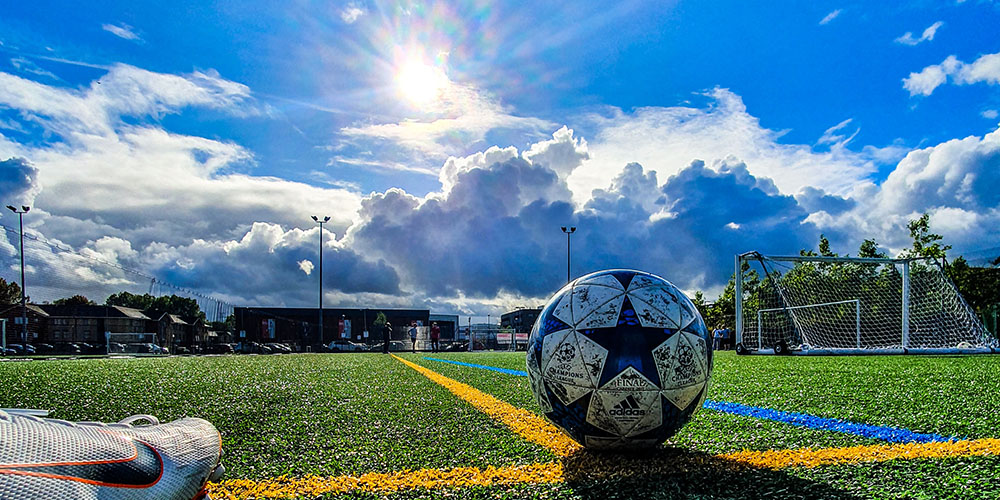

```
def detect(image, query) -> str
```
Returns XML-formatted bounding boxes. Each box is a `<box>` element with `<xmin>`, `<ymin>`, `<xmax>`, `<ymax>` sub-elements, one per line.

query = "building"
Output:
<box><xmin>1</xmin><ymin>304</ymin><xmax>155</xmax><ymax>345</ymax></box>
<box><xmin>429</xmin><ymin>314</ymin><xmax>458</xmax><ymax>342</ymax></box>
<box><xmin>234</xmin><ymin>307</ymin><xmax>442</xmax><ymax>349</ymax></box>
<box><xmin>500</xmin><ymin>307</ymin><xmax>542</xmax><ymax>334</ymax></box>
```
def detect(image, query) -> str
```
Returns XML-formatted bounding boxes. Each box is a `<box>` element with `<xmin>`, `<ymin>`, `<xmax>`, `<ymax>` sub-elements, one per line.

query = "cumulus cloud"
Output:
<box><xmin>895</xmin><ymin>21</ymin><xmax>943</xmax><ymax>46</ymax></box>
<box><xmin>815</xmin><ymin>126</ymin><xmax>1000</xmax><ymax>253</ymax></box>
<box><xmin>983</xmin><ymin>109</ymin><xmax>999</xmax><ymax>120</ymax></box>
<box><xmin>102</xmin><ymin>23</ymin><xmax>141</xmax><ymax>41</ymax></box>
<box><xmin>904</xmin><ymin>51</ymin><xmax>1000</xmax><ymax>96</ymax></box>
<box><xmin>572</xmin><ymin>88</ymin><xmax>882</xmax><ymax>204</ymax></box>
<box><xmin>0</xmin><ymin>157</ymin><xmax>41</xmax><ymax>207</ymax></box>
<box><xmin>820</xmin><ymin>9</ymin><xmax>842</xmax><ymax>25</ymax></box>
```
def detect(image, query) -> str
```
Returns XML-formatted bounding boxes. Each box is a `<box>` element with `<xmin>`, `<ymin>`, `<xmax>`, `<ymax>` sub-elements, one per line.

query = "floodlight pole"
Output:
<box><xmin>6</xmin><ymin>205</ymin><xmax>29</xmax><ymax>343</ymax></box>
<box><xmin>312</xmin><ymin>216</ymin><xmax>330</xmax><ymax>346</ymax></box>
<box><xmin>561</xmin><ymin>226</ymin><xmax>576</xmax><ymax>283</ymax></box>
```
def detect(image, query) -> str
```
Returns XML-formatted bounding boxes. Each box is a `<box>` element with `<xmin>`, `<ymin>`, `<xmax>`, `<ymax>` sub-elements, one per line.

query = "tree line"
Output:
<box><xmin>0</xmin><ymin>286</ymin><xmax>235</xmax><ymax>332</ymax></box>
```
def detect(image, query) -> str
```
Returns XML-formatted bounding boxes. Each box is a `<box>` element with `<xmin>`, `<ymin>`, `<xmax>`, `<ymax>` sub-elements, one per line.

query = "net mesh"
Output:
<box><xmin>740</xmin><ymin>254</ymin><xmax>997</xmax><ymax>351</ymax></box>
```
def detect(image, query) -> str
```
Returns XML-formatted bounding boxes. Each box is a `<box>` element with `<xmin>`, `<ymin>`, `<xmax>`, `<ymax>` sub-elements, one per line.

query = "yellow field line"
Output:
<box><xmin>208</xmin><ymin>463</ymin><xmax>565</xmax><ymax>499</ymax></box>
<box><xmin>391</xmin><ymin>354</ymin><xmax>582</xmax><ymax>457</ymax></box>
<box><xmin>722</xmin><ymin>437</ymin><xmax>1000</xmax><ymax>469</ymax></box>
<box><xmin>207</xmin><ymin>356</ymin><xmax>1000</xmax><ymax>499</ymax></box>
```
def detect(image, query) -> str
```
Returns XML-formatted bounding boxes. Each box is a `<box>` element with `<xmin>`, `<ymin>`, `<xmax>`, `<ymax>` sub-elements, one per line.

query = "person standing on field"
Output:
<box><xmin>409</xmin><ymin>324</ymin><xmax>418</xmax><ymax>352</ymax></box>
<box><xmin>430</xmin><ymin>322</ymin><xmax>441</xmax><ymax>353</ymax></box>
<box><xmin>382</xmin><ymin>322</ymin><xmax>392</xmax><ymax>354</ymax></box>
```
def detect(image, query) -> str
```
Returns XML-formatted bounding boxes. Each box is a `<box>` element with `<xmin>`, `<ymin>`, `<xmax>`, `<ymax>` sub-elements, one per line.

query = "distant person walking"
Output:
<box><xmin>409</xmin><ymin>324</ymin><xmax>418</xmax><ymax>352</ymax></box>
<box><xmin>713</xmin><ymin>327</ymin><xmax>722</xmax><ymax>351</ymax></box>
<box><xmin>382</xmin><ymin>322</ymin><xmax>392</xmax><ymax>354</ymax></box>
<box><xmin>430</xmin><ymin>322</ymin><xmax>441</xmax><ymax>353</ymax></box>
<box><xmin>722</xmin><ymin>327</ymin><xmax>732</xmax><ymax>350</ymax></box>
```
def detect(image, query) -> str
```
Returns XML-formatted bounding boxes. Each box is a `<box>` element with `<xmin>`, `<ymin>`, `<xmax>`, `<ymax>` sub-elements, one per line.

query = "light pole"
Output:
<box><xmin>312</xmin><ymin>216</ymin><xmax>329</xmax><ymax>346</ymax></box>
<box><xmin>560</xmin><ymin>226</ymin><xmax>576</xmax><ymax>283</ymax></box>
<box><xmin>6</xmin><ymin>206</ymin><xmax>28</xmax><ymax>343</ymax></box>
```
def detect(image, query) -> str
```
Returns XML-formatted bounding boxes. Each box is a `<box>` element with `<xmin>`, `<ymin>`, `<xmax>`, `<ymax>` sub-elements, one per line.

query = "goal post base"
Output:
<box><xmin>739</xmin><ymin>347</ymin><xmax>998</xmax><ymax>356</ymax></box>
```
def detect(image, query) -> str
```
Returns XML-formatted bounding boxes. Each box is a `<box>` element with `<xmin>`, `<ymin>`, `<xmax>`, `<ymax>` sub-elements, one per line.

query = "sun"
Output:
<box><xmin>395</xmin><ymin>57</ymin><xmax>448</xmax><ymax>107</ymax></box>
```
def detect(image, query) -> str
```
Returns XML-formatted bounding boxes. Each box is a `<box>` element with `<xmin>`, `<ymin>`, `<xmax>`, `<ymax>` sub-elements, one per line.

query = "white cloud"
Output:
<box><xmin>817</xmin><ymin>118</ymin><xmax>859</xmax><ymax>148</ymax></box>
<box><xmin>570</xmin><ymin>88</ymin><xmax>883</xmax><ymax>205</ymax></box>
<box><xmin>817</xmin><ymin>126</ymin><xmax>1000</xmax><ymax>254</ymax></box>
<box><xmin>297</xmin><ymin>259</ymin><xmax>314</xmax><ymax>275</ymax></box>
<box><xmin>340</xmin><ymin>77</ymin><xmax>552</xmax><ymax>160</ymax></box>
<box><xmin>895</xmin><ymin>21</ymin><xmax>944</xmax><ymax>46</ymax></box>
<box><xmin>820</xmin><ymin>9</ymin><xmax>842</xmax><ymax>25</ymax></box>
<box><xmin>340</xmin><ymin>5</ymin><xmax>365</xmax><ymax>23</ymax></box>
<box><xmin>983</xmin><ymin>109</ymin><xmax>999</xmax><ymax>119</ymax></box>
<box><xmin>904</xmin><ymin>51</ymin><xmax>1000</xmax><ymax>96</ymax></box>
<box><xmin>10</xmin><ymin>57</ymin><xmax>58</xmax><ymax>80</ymax></box>
<box><xmin>102</xmin><ymin>23</ymin><xmax>141</xmax><ymax>42</ymax></box>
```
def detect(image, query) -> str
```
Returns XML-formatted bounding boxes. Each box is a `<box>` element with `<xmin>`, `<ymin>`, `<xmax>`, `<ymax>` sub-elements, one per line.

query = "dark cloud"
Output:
<box><xmin>146</xmin><ymin>223</ymin><xmax>401</xmax><ymax>306</ymax></box>
<box><xmin>349</xmin><ymin>153</ymin><xmax>818</xmax><ymax>298</ymax></box>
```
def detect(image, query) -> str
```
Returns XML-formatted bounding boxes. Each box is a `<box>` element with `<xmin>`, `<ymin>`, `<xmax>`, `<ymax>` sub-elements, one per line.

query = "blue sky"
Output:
<box><xmin>0</xmin><ymin>1</ymin><xmax>998</xmax><ymax>318</ymax></box>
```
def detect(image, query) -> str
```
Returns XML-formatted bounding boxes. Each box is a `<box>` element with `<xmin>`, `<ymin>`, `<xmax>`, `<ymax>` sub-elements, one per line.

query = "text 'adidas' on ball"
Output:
<box><xmin>526</xmin><ymin>269</ymin><xmax>712</xmax><ymax>450</ymax></box>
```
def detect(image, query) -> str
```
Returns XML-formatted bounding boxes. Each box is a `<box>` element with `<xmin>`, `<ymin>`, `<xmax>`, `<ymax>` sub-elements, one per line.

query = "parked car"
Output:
<box><xmin>9</xmin><ymin>344</ymin><xmax>36</xmax><ymax>355</ymax></box>
<box><xmin>328</xmin><ymin>340</ymin><xmax>367</xmax><ymax>352</ymax></box>
<box><xmin>0</xmin><ymin>347</ymin><xmax>16</xmax><ymax>356</ymax></box>
<box><xmin>34</xmin><ymin>343</ymin><xmax>56</xmax><ymax>354</ymax></box>
<box><xmin>108</xmin><ymin>342</ymin><xmax>126</xmax><ymax>353</ymax></box>
<box><xmin>265</xmin><ymin>343</ymin><xmax>292</xmax><ymax>354</ymax></box>
<box><xmin>204</xmin><ymin>343</ymin><xmax>234</xmax><ymax>354</ymax></box>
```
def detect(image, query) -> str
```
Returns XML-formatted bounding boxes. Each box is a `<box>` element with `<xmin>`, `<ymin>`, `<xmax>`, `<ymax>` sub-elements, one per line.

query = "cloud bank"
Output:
<box><xmin>3</xmin><ymin>63</ymin><xmax>1000</xmax><ymax>317</ymax></box>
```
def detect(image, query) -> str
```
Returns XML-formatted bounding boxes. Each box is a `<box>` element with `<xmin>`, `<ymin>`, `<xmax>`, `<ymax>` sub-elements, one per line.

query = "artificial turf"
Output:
<box><xmin>0</xmin><ymin>351</ymin><xmax>998</xmax><ymax>499</ymax></box>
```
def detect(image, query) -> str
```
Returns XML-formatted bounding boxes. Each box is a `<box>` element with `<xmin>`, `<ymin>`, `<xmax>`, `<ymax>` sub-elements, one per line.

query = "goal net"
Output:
<box><xmin>736</xmin><ymin>252</ymin><xmax>998</xmax><ymax>355</ymax></box>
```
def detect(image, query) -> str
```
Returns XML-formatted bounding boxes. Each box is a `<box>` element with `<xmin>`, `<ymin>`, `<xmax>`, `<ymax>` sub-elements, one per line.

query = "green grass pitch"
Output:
<box><xmin>0</xmin><ymin>352</ymin><xmax>998</xmax><ymax>499</ymax></box>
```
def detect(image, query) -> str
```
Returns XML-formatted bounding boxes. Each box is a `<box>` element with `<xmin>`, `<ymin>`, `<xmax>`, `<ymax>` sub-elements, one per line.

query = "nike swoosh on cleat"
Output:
<box><xmin>0</xmin><ymin>438</ymin><xmax>164</xmax><ymax>488</ymax></box>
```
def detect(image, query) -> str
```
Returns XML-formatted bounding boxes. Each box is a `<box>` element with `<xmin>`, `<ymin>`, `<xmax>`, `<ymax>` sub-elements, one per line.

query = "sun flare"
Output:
<box><xmin>396</xmin><ymin>58</ymin><xmax>448</xmax><ymax>107</ymax></box>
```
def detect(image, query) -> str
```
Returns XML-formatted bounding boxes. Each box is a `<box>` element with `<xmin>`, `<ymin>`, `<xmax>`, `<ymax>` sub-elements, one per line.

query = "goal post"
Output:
<box><xmin>735</xmin><ymin>252</ymin><xmax>998</xmax><ymax>355</ymax></box>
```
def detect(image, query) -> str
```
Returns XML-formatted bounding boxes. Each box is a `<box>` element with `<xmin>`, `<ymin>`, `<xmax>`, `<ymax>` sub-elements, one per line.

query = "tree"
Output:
<box><xmin>105</xmin><ymin>292</ymin><xmax>206</xmax><ymax>322</ymax></box>
<box><xmin>900</xmin><ymin>213</ymin><xmax>950</xmax><ymax>259</ymax></box>
<box><xmin>858</xmin><ymin>239</ymin><xmax>887</xmax><ymax>259</ymax></box>
<box><xmin>0</xmin><ymin>278</ymin><xmax>20</xmax><ymax>306</ymax></box>
<box><xmin>52</xmin><ymin>295</ymin><xmax>96</xmax><ymax>306</ymax></box>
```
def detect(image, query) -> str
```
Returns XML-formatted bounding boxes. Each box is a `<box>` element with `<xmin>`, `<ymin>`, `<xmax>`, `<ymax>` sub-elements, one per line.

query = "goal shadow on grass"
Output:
<box><xmin>559</xmin><ymin>446</ymin><xmax>861</xmax><ymax>500</ymax></box>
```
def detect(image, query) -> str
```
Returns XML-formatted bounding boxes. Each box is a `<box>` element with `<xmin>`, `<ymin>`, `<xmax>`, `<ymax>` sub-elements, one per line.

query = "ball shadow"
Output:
<box><xmin>559</xmin><ymin>446</ymin><xmax>862</xmax><ymax>500</ymax></box>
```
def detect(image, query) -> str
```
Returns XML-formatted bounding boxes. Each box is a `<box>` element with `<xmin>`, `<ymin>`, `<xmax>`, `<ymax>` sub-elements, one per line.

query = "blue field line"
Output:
<box><xmin>423</xmin><ymin>357</ymin><xmax>530</xmax><ymax>376</ymax></box>
<box><xmin>421</xmin><ymin>356</ymin><xmax>953</xmax><ymax>444</ymax></box>
<box><xmin>700</xmin><ymin>400</ymin><xmax>951</xmax><ymax>443</ymax></box>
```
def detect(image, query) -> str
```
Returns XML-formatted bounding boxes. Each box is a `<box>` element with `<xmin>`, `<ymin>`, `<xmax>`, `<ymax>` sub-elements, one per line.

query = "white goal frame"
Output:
<box><xmin>735</xmin><ymin>252</ymin><xmax>998</xmax><ymax>355</ymax></box>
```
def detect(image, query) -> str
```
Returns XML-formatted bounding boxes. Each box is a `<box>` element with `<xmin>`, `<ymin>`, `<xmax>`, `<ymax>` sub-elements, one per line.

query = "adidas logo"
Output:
<box><xmin>608</xmin><ymin>395</ymin><xmax>646</xmax><ymax>417</ymax></box>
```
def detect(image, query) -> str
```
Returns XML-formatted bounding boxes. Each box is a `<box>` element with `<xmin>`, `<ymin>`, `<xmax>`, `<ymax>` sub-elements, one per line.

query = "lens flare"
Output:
<box><xmin>396</xmin><ymin>57</ymin><xmax>449</xmax><ymax>107</ymax></box>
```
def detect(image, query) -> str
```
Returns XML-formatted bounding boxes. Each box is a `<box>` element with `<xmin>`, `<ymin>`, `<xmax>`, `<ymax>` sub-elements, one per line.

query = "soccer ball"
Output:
<box><xmin>526</xmin><ymin>269</ymin><xmax>712</xmax><ymax>450</ymax></box>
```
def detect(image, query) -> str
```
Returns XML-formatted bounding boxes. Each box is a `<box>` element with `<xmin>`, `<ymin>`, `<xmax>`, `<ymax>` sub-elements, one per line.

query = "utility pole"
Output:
<box><xmin>6</xmin><ymin>205</ymin><xmax>29</xmax><ymax>342</ymax></box>
<box><xmin>561</xmin><ymin>226</ymin><xmax>576</xmax><ymax>284</ymax></box>
<box><xmin>311</xmin><ymin>216</ymin><xmax>330</xmax><ymax>347</ymax></box>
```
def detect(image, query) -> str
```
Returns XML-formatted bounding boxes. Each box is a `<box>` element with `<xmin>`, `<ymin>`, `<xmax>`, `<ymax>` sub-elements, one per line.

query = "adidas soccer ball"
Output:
<box><xmin>526</xmin><ymin>269</ymin><xmax>711</xmax><ymax>450</ymax></box>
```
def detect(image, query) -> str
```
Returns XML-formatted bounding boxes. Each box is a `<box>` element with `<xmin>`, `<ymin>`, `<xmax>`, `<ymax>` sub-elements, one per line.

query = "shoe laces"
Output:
<box><xmin>0</xmin><ymin>408</ymin><xmax>160</xmax><ymax>428</ymax></box>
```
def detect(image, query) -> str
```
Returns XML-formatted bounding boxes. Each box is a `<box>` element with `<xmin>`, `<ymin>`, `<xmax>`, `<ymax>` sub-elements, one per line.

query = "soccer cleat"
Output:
<box><xmin>0</xmin><ymin>409</ymin><xmax>223</xmax><ymax>500</ymax></box>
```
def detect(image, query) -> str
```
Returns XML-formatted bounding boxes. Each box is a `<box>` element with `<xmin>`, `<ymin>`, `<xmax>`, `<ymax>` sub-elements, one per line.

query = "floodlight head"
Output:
<box><xmin>22</xmin><ymin>206</ymin><xmax>29</xmax><ymax>213</ymax></box>
<box><xmin>323</xmin><ymin>216</ymin><xmax>330</xmax><ymax>222</ymax></box>
<box><xmin>311</xmin><ymin>215</ymin><xmax>319</xmax><ymax>222</ymax></box>
<box><xmin>5</xmin><ymin>205</ymin><xmax>15</xmax><ymax>213</ymax></box>
<box><xmin>560</xmin><ymin>226</ymin><xmax>566</xmax><ymax>232</ymax></box>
